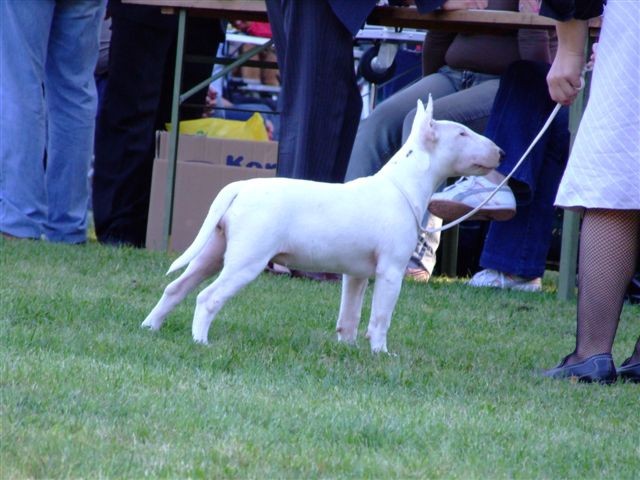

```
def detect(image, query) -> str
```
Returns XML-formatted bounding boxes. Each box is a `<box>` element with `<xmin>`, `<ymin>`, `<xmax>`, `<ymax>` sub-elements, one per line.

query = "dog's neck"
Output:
<box><xmin>377</xmin><ymin>142</ymin><xmax>445</xmax><ymax>229</ymax></box>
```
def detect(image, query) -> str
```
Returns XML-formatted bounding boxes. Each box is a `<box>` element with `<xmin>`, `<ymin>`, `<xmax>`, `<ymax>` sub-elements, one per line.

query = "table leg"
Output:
<box><xmin>557</xmin><ymin>37</ymin><xmax>594</xmax><ymax>300</ymax></box>
<box><xmin>160</xmin><ymin>35</ymin><xmax>274</xmax><ymax>251</ymax></box>
<box><xmin>162</xmin><ymin>8</ymin><xmax>187</xmax><ymax>251</ymax></box>
<box><xmin>441</xmin><ymin>225</ymin><xmax>459</xmax><ymax>277</ymax></box>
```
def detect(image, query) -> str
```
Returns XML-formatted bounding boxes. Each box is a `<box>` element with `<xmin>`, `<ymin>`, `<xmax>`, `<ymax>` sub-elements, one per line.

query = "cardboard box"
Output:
<box><xmin>146</xmin><ymin>131</ymin><xmax>277</xmax><ymax>252</ymax></box>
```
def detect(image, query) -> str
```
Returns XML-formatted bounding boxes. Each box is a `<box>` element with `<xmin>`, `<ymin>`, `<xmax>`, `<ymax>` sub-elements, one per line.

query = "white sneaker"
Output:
<box><xmin>468</xmin><ymin>269</ymin><xmax>542</xmax><ymax>292</ymax></box>
<box><xmin>428</xmin><ymin>176</ymin><xmax>516</xmax><ymax>222</ymax></box>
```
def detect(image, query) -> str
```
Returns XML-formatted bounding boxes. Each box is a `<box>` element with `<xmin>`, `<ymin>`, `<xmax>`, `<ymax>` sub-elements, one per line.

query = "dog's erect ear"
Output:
<box><xmin>425</xmin><ymin>94</ymin><xmax>434</xmax><ymax>124</ymax></box>
<box><xmin>415</xmin><ymin>95</ymin><xmax>437</xmax><ymax>147</ymax></box>
<box><xmin>412</xmin><ymin>98</ymin><xmax>426</xmax><ymax>131</ymax></box>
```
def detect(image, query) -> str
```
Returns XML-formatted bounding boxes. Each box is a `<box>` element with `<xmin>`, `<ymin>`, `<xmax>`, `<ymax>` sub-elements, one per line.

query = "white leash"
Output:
<box><xmin>383</xmin><ymin>103</ymin><xmax>562</xmax><ymax>236</ymax></box>
<box><xmin>419</xmin><ymin>66</ymin><xmax>591</xmax><ymax>234</ymax></box>
<box><xmin>423</xmin><ymin>102</ymin><xmax>562</xmax><ymax>233</ymax></box>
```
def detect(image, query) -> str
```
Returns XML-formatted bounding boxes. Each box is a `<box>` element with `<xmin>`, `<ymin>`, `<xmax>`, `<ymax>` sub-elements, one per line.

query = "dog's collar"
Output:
<box><xmin>380</xmin><ymin>166</ymin><xmax>428</xmax><ymax>234</ymax></box>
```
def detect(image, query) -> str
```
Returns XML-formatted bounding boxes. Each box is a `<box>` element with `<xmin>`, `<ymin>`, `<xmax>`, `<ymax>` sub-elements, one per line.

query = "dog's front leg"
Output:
<box><xmin>366</xmin><ymin>269</ymin><xmax>404</xmax><ymax>353</ymax></box>
<box><xmin>335</xmin><ymin>275</ymin><xmax>368</xmax><ymax>344</ymax></box>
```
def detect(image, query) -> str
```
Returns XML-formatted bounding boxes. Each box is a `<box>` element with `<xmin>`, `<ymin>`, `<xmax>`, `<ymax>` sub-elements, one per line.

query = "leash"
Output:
<box><xmin>423</xmin><ymin>103</ymin><xmax>562</xmax><ymax>233</ymax></box>
<box><xmin>417</xmin><ymin>66</ymin><xmax>592</xmax><ymax>234</ymax></box>
<box><xmin>382</xmin><ymin>103</ymin><xmax>562</xmax><ymax>237</ymax></box>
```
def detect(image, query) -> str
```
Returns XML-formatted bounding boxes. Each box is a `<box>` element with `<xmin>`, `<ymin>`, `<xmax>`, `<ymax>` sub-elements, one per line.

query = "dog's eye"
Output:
<box><xmin>459</xmin><ymin>130</ymin><xmax>467</xmax><ymax>136</ymax></box>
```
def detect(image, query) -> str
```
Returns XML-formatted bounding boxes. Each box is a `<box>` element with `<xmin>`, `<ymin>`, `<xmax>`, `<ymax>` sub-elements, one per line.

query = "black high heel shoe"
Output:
<box><xmin>542</xmin><ymin>353</ymin><xmax>617</xmax><ymax>384</ymax></box>
<box><xmin>617</xmin><ymin>357</ymin><xmax>640</xmax><ymax>383</ymax></box>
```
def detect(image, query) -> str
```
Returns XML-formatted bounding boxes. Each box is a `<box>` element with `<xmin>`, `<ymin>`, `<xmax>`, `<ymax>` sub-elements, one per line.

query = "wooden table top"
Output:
<box><xmin>122</xmin><ymin>0</ymin><xmax>601</xmax><ymax>33</ymax></box>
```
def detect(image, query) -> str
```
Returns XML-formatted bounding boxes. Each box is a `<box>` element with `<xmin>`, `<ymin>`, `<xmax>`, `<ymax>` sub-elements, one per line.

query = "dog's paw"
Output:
<box><xmin>370</xmin><ymin>344</ymin><xmax>389</xmax><ymax>354</ymax></box>
<box><xmin>336</xmin><ymin>327</ymin><xmax>357</xmax><ymax>344</ymax></box>
<box><xmin>192</xmin><ymin>335</ymin><xmax>209</xmax><ymax>346</ymax></box>
<box><xmin>368</xmin><ymin>336</ymin><xmax>388</xmax><ymax>354</ymax></box>
<box><xmin>141</xmin><ymin>318</ymin><xmax>161</xmax><ymax>331</ymax></box>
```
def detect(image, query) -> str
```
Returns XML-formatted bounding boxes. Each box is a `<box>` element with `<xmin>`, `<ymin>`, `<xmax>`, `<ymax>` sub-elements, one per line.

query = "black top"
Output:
<box><xmin>540</xmin><ymin>0</ymin><xmax>605</xmax><ymax>21</ymax></box>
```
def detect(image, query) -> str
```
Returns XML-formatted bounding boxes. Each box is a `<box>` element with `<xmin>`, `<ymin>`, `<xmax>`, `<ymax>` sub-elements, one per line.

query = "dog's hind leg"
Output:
<box><xmin>141</xmin><ymin>235</ymin><xmax>225</xmax><ymax>331</ymax></box>
<box><xmin>191</xmin><ymin>260</ymin><xmax>266</xmax><ymax>344</ymax></box>
<box><xmin>336</xmin><ymin>275</ymin><xmax>368</xmax><ymax>344</ymax></box>
<box><xmin>366</xmin><ymin>267</ymin><xmax>404</xmax><ymax>353</ymax></box>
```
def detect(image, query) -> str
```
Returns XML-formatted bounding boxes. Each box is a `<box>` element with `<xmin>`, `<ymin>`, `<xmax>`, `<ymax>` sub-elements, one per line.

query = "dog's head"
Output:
<box><xmin>408</xmin><ymin>96</ymin><xmax>504</xmax><ymax>178</ymax></box>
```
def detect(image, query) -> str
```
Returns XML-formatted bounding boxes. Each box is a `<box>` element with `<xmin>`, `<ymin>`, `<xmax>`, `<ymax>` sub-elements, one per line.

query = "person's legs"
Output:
<box><xmin>94</xmin><ymin>11</ymin><xmax>224</xmax><ymax>247</ymax></box>
<box><xmin>480</xmin><ymin>135</ymin><xmax>566</xmax><ymax>279</ymax></box>
<box><xmin>568</xmin><ymin>209</ymin><xmax>640</xmax><ymax>364</ymax></box>
<box><xmin>543</xmin><ymin>209</ymin><xmax>639</xmax><ymax>382</ymax></box>
<box><xmin>0</xmin><ymin>1</ymin><xmax>54</xmax><ymax>239</ymax></box>
<box><xmin>345</xmin><ymin>73</ymin><xmax>458</xmax><ymax>181</ymax></box>
<box><xmin>479</xmin><ymin>61</ymin><xmax>570</xmax><ymax>279</ymax></box>
<box><xmin>485</xmin><ymin>62</ymin><xmax>561</xmax><ymax>201</ymax></box>
<box><xmin>92</xmin><ymin>14</ymin><xmax>175</xmax><ymax>246</ymax></box>
<box><xmin>405</xmin><ymin>74</ymin><xmax>500</xmax><ymax>136</ymax></box>
<box><xmin>267</xmin><ymin>0</ymin><xmax>361</xmax><ymax>182</ymax></box>
<box><xmin>427</xmin><ymin>63</ymin><xmax>550</xmax><ymax>227</ymax></box>
<box><xmin>44</xmin><ymin>0</ymin><xmax>105</xmax><ymax>243</ymax></box>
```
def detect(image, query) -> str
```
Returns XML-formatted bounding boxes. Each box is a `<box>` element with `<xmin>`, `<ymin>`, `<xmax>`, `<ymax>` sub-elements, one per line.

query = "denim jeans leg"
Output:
<box><xmin>480</xmin><ymin>61</ymin><xmax>570</xmax><ymax>278</ymax></box>
<box><xmin>43</xmin><ymin>0</ymin><xmax>106</xmax><ymax>243</ymax></box>
<box><xmin>0</xmin><ymin>1</ymin><xmax>55</xmax><ymax>239</ymax></box>
<box><xmin>481</xmin><ymin>142</ymin><xmax>566</xmax><ymax>279</ymax></box>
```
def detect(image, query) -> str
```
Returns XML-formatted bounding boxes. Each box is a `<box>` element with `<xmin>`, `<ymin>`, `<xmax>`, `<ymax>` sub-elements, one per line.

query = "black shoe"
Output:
<box><xmin>542</xmin><ymin>353</ymin><xmax>617</xmax><ymax>384</ymax></box>
<box><xmin>98</xmin><ymin>235</ymin><xmax>143</xmax><ymax>248</ymax></box>
<box><xmin>617</xmin><ymin>357</ymin><xmax>640</xmax><ymax>383</ymax></box>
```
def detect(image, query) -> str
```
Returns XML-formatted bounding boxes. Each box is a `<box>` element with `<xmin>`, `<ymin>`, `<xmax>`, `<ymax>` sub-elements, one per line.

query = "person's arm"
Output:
<box><xmin>539</xmin><ymin>0</ymin><xmax>603</xmax><ymax>21</ymax></box>
<box><xmin>546</xmin><ymin>18</ymin><xmax>588</xmax><ymax>105</ymax></box>
<box><xmin>413</xmin><ymin>0</ymin><xmax>488</xmax><ymax>12</ymax></box>
<box><xmin>540</xmin><ymin>1</ymin><xmax>604</xmax><ymax>105</ymax></box>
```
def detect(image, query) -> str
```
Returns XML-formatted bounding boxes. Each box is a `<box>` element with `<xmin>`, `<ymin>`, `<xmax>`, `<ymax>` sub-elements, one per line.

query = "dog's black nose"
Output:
<box><xmin>499</xmin><ymin>148</ymin><xmax>506</xmax><ymax>161</ymax></box>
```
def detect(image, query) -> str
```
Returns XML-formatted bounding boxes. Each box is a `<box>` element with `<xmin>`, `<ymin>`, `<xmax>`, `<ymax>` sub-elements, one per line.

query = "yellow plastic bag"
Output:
<box><xmin>167</xmin><ymin>112</ymin><xmax>269</xmax><ymax>141</ymax></box>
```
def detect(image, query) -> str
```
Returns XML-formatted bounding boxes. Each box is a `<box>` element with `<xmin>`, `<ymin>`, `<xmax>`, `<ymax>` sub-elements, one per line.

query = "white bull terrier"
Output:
<box><xmin>142</xmin><ymin>97</ymin><xmax>503</xmax><ymax>352</ymax></box>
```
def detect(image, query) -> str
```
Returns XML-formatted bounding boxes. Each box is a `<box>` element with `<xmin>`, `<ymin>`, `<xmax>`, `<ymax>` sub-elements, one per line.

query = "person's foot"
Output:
<box><xmin>1</xmin><ymin>231</ymin><xmax>38</xmax><ymax>241</ymax></box>
<box><xmin>265</xmin><ymin>262</ymin><xmax>292</xmax><ymax>276</ymax></box>
<box><xmin>290</xmin><ymin>270</ymin><xmax>341</xmax><ymax>282</ymax></box>
<box><xmin>405</xmin><ymin>266</ymin><xmax>431</xmax><ymax>283</ymax></box>
<box><xmin>403</xmin><ymin>257</ymin><xmax>431</xmax><ymax>283</ymax></box>
<box><xmin>468</xmin><ymin>269</ymin><xmax>542</xmax><ymax>292</ymax></box>
<box><xmin>542</xmin><ymin>353</ymin><xmax>617</xmax><ymax>384</ymax></box>
<box><xmin>428</xmin><ymin>176</ymin><xmax>516</xmax><ymax>222</ymax></box>
<box><xmin>617</xmin><ymin>357</ymin><xmax>640</xmax><ymax>383</ymax></box>
<box><xmin>98</xmin><ymin>235</ymin><xmax>143</xmax><ymax>248</ymax></box>
<box><xmin>265</xmin><ymin>263</ymin><xmax>340</xmax><ymax>282</ymax></box>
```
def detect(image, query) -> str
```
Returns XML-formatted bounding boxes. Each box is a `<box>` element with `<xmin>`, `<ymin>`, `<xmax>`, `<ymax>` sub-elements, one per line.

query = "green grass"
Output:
<box><xmin>1</xmin><ymin>238</ymin><xmax>638</xmax><ymax>479</ymax></box>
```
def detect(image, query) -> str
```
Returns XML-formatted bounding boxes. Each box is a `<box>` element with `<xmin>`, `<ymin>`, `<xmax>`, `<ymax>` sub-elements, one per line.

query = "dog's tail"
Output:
<box><xmin>166</xmin><ymin>181</ymin><xmax>245</xmax><ymax>275</ymax></box>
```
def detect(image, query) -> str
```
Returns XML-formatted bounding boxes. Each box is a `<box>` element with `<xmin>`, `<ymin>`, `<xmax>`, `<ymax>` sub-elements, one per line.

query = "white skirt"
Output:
<box><xmin>555</xmin><ymin>0</ymin><xmax>640</xmax><ymax>211</ymax></box>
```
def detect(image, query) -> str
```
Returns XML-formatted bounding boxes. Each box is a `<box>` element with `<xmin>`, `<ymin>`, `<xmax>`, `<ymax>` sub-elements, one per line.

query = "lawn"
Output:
<box><xmin>1</xmin><ymin>238</ymin><xmax>638</xmax><ymax>479</ymax></box>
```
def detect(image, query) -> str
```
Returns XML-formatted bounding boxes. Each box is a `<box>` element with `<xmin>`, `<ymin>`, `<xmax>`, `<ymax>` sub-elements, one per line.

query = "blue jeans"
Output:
<box><xmin>480</xmin><ymin>61</ymin><xmax>570</xmax><ymax>278</ymax></box>
<box><xmin>0</xmin><ymin>0</ymin><xmax>106</xmax><ymax>243</ymax></box>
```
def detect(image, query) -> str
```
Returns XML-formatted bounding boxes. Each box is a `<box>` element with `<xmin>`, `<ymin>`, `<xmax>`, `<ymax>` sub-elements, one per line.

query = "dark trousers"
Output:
<box><xmin>480</xmin><ymin>61</ymin><xmax>570</xmax><ymax>278</ymax></box>
<box><xmin>92</xmin><ymin>6</ymin><xmax>223</xmax><ymax>246</ymax></box>
<box><xmin>266</xmin><ymin>0</ymin><xmax>362</xmax><ymax>182</ymax></box>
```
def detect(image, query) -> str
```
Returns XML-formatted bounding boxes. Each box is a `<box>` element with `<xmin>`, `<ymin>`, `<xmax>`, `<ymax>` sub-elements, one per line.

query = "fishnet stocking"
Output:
<box><xmin>566</xmin><ymin>209</ymin><xmax>640</xmax><ymax>365</ymax></box>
